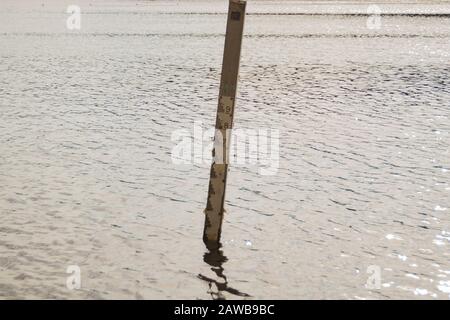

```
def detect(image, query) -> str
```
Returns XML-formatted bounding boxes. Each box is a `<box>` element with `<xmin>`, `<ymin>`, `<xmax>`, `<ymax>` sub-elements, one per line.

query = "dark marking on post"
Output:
<box><xmin>231</xmin><ymin>11</ymin><xmax>241</xmax><ymax>21</ymax></box>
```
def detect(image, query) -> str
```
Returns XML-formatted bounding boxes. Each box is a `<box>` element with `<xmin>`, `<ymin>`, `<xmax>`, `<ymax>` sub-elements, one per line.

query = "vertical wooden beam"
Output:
<box><xmin>204</xmin><ymin>0</ymin><xmax>246</xmax><ymax>244</ymax></box>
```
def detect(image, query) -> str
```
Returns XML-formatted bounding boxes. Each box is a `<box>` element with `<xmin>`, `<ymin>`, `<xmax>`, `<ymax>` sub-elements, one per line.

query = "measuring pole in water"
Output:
<box><xmin>204</xmin><ymin>0</ymin><xmax>246</xmax><ymax>244</ymax></box>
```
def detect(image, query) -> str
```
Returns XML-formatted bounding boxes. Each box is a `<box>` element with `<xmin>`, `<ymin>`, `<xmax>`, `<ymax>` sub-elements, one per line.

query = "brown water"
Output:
<box><xmin>1</xmin><ymin>0</ymin><xmax>450</xmax><ymax>299</ymax></box>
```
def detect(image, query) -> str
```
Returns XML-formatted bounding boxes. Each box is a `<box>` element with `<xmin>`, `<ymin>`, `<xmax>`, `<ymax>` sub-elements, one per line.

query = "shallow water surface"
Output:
<box><xmin>0</xmin><ymin>0</ymin><xmax>450</xmax><ymax>299</ymax></box>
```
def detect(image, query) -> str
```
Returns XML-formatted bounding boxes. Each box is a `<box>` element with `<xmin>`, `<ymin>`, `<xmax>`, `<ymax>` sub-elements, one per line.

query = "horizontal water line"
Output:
<box><xmin>1</xmin><ymin>32</ymin><xmax>450</xmax><ymax>39</ymax></box>
<box><xmin>3</xmin><ymin>11</ymin><xmax>450</xmax><ymax>17</ymax></box>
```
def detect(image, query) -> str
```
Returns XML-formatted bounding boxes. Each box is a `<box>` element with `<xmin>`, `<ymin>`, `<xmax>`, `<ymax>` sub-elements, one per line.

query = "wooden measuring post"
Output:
<box><xmin>203</xmin><ymin>0</ymin><xmax>246</xmax><ymax>244</ymax></box>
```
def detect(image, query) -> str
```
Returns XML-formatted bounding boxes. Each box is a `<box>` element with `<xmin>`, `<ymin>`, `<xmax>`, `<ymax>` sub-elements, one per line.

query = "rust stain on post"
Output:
<box><xmin>204</xmin><ymin>0</ymin><xmax>246</xmax><ymax>244</ymax></box>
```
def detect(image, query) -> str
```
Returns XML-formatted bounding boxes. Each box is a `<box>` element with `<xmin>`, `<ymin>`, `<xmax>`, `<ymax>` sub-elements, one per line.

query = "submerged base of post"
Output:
<box><xmin>204</xmin><ymin>163</ymin><xmax>228</xmax><ymax>243</ymax></box>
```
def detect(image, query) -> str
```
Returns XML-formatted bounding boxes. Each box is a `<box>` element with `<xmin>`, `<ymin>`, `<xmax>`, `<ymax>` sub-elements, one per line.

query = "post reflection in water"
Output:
<box><xmin>198</xmin><ymin>242</ymin><xmax>251</xmax><ymax>300</ymax></box>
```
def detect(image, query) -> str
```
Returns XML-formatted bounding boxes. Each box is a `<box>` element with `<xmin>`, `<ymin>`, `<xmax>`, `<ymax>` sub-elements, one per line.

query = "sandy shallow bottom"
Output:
<box><xmin>0</xmin><ymin>0</ymin><xmax>450</xmax><ymax>299</ymax></box>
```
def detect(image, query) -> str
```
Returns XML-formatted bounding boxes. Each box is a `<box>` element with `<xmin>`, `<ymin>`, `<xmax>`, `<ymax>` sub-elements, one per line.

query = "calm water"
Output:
<box><xmin>1</xmin><ymin>0</ymin><xmax>450</xmax><ymax>299</ymax></box>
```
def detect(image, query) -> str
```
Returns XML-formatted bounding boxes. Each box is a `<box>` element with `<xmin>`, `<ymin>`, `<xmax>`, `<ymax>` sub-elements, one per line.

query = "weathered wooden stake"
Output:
<box><xmin>204</xmin><ymin>0</ymin><xmax>246</xmax><ymax>243</ymax></box>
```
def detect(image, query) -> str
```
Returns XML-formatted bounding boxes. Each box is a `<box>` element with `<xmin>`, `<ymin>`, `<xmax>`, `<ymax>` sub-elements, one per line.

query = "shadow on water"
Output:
<box><xmin>198</xmin><ymin>241</ymin><xmax>251</xmax><ymax>300</ymax></box>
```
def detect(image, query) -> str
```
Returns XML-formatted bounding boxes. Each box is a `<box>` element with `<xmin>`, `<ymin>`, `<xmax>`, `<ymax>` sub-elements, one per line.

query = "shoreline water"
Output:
<box><xmin>1</xmin><ymin>0</ymin><xmax>449</xmax><ymax>299</ymax></box>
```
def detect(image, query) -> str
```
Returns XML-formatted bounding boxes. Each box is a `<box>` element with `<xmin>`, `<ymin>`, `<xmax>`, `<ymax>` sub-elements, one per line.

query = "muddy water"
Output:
<box><xmin>0</xmin><ymin>0</ymin><xmax>450</xmax><ymax>299</ymax></box>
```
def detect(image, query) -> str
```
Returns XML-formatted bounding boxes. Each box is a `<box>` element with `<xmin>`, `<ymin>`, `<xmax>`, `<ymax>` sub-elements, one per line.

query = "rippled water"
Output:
<box><xmin>1</xmin><ymin>0</ymin><xmax>450</xmax><ymax>299</ymax></box>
